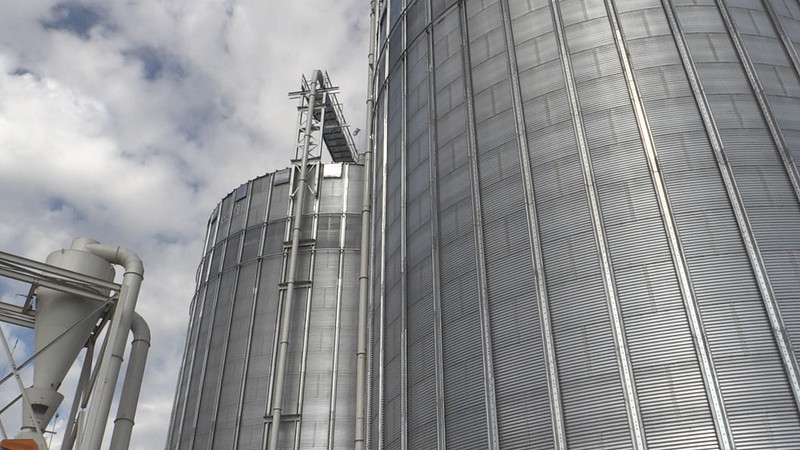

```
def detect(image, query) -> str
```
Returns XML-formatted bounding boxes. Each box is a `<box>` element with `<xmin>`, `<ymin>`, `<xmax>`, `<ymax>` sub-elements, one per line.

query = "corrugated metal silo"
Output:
<box><xmin>168</xmin><ymin>162</ymin><xmax>364</xmax><ymax>449</ymax></box>
<box><xmin>369</xmin><ymin>0</ymin><xmax>800</xmax><ymax>448</ymax></box>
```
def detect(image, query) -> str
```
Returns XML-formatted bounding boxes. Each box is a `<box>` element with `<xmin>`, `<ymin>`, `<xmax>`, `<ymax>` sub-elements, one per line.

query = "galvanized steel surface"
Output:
<box><xmin>370</xmin><ymin>0</ymin><xmax>800</xmax><ymax>448</ymax></box>
<box><xmin>167</xmin><ymin>163</ymin><xmax>364</xmax><ymax>449</ymax></box>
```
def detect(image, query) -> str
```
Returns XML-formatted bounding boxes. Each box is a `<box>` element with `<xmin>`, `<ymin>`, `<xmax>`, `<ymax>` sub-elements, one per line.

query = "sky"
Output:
<box><xmin>0</xmin><ymin>1</ymin><xmax>370</xmax><ymax>448</ymax></box>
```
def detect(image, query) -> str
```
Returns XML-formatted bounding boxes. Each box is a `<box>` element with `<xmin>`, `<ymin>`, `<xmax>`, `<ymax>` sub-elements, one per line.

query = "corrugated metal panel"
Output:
<box><xmin>175</xmin><ymin>276</ymin><xmax>217</xmax><ymax>449</ymax></box>
<box><xmin>634</xmin><ymin>362</ymin><xmax>718</xmax><ymax>448</ymax></box>
<box><xmin>222</xmin><ymin>233</ymin><xmax>240</xmax><ymax>270</ymax></box>
<box><xmin>371</xmin><ymin>0</ymin><xmax>800</xmax><ymax>448</ymax></box>
<box><xmin>382</xmin><ymin>191</ymin><xmax>404</xmax><ymax>450</ymax></box>
<box><xmin>527</xmin><ymin>119</ymin><xmax>577</xmax><ymax>169</ymax></box>
<box><xmin>407</xmin><ymin>0</ymin><xmax>427</xmax><ymax>43</ymax></box>
<box><xmin>240</xmin><ymin>226</ymin><xmax>261</xmax><ymax>262</ymax></box>
<box><xmin>688</xmin><ymin>251</ymin><xmax>800</xmax><ymax>445</ymax></box>
<box><xmin>437</xmin><ymin>189</ymin><xmax>488</xmax><ymax>450</ymax></box>
<box><xmin>485</xmin><ymin>230</ymin><xmax>552</xmax><ymax>448</ymax></box>
<box><xmin>193</xmin><ymin>268</ymin><xmax>236</xmax><ymax>448</ymax></box>
<box><xmin>267</xmin><ymin>180</ymin><xmax>290</xmax><ymax>221</ymax></box>
<box><xmin>215</xmin><ymin>195</ymin><xmax>233</xmax><ymax>244</ymax></box>
<box><xmin>319</xmin><ymin>178</ymin><xmax>345</xmax><ymax>214</ymax></box>
<box><xmin>762</xmin><ymin>247</ymin><xmax>800</xmax><ymax>346</ymax></box>
<box><xmin>405</xmin><ymin>128</ymin><xmax>438</xmax><ymax>449</ymax></box>
<box><xmin>548</xmin><ymin>260</ymin><xmax>633</xmax><ymax>447</ymax></box>
<box><xmin>246</xmin><ymin>174</ymin><xmax>271</xmax><ymax>228</ymax></box>
<box><xmin>521</xmin><ymin>56</ymin><xmax>567</xmax><ymax>100</ymax></box>
<box><xmin>536</xmin><ymin>188</ymin><xmax>595</xmax><ymax>250</ymax></box>
<box><xmin>237</xmin><ymin>254</ymin><xmax>281</xmax><ymax>448</ymax></box>
<box><xmin>263</xmin><ymin>221</ymin><xmax>286</xmax><ymax>256</ymax></box>
<box><xmin>212</xmin><ymin>264</ymin><xmax>258</xmax><ymax>449</ymax></box>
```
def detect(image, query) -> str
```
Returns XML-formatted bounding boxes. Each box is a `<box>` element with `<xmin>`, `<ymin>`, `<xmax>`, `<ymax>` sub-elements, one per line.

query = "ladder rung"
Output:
<box><xmin>278</xmin><ymin>281</ymin><xmax>312</xmax><ymax>289</ymax></box>
<box><xmin>283</xmin><ymin>239</ymin><xmax>315</xmax><ymax>248</ymax></box>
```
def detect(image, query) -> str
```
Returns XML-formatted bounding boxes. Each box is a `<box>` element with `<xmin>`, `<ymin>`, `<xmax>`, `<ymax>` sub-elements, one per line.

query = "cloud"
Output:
<box><xmin>0</xmin><ymin>0</ymin><xmax>369</xmax><ymax>448</ymax></box>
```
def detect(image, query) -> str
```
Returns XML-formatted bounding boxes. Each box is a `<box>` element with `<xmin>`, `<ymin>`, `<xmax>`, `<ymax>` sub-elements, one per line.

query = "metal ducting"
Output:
<box><xmin>24</xmin><ymin>245</ymin><xmax>114</xmax><ymax>435</ymax></box>
<box><xmin>0</xmin><ymin>238</ymin><xmax>148</xmax><ymax>450</ymax></box>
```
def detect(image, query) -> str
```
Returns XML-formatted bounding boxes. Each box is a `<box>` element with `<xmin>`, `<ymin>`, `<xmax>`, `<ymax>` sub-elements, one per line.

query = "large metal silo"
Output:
<box><xmin>370</xmin><ymin>0</ymin><xmax>800</xmax><ymax>448</ymax></box>
<box><xmin>168</xmin><ymin>162</ymin><xmax>364</xmax><ymax>449</ymax></box>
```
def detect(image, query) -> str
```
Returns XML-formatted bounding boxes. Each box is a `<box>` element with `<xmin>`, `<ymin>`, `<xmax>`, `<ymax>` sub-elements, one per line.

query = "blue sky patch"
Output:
<box><xmin>41</xmin><ymin>3</ymin><xmax>105</xmax><ymax>39</ymax></box>
<box><xmin>124</xmin><ymin>46</ymin><xmax>187</xmax><ymax>82</ymax></box>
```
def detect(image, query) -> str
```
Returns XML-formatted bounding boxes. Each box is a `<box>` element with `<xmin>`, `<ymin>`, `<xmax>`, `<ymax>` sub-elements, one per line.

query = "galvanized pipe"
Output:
<box><xmin>293</xmin><ymin>183</ymin><xmax>322</xmax><ymax>449</ymax></box>
<box><xmin>327</xmin><ymin>165</ymin><xmax>351</xmax><ymax>448</ymax></box>
<box><xmin>62</xmin><ymin>342</ymin><xmax>94</xmax><ymax>450</ymax></box>
<box><xmin>109</xmin><ymin>312</ymin><xmax>150</xmax><ymax>449</ymax></box>
<box><xmin>267</xmin><ymin>70</ymin><xmax>322</xmax><ymax>450</ymax></box>
<box><xmin>354</xmin><ymin>2</ymin><xmax>377</xmax><ymax>448</ymax></box>
<box><xmin>78</xmin><ymin>239</ymin><xmax>144</xmax><ymax>450</ymax></box>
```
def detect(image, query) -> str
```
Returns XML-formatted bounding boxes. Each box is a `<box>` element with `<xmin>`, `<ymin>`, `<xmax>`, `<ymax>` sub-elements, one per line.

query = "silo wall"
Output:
<box><xmin>370</xmin><ymin>0</ymin><xmax>800</xmax><ymax>448</ymax></box>
<box><xmin>168</xmin><ymin>162</ymin><xmax>364</xmax><ymax>449</ymax></box>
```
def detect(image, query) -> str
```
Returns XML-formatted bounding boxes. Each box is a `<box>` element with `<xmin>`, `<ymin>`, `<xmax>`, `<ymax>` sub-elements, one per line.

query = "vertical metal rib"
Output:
<box><xmin>166</xmin><ymin>296</ymin><xmax>191</xmax><ymax>445</ymax></box>
<box><xmin>496</xmin><ymin>0</ymin><xmax>565</xmax><ymax>446</ymax></box>
<box><xmin>207</xmin><ymin>267</ymin><xmax>240</xmax><ymax>447</ymax></box>
<box><xmin>202</xmin><ymin>212</ymin><xmax>221</xmax><ymax>283</ymax></box>
<box><xmin>376</xmin><ymin>79</ymin><xmax>389</xmax><ymax>450</ymax></box>
<box><xmin>294</xmin><ymin>165</ymin><xmax>322</xmax><ymax>449</ymax></box>
<box><xmin>233</xmin><ymin>173</ymin><xmax>274</xmax><ymax>449</ymax></box>
<box><xmin>199</xmin><ymin>209</ymin><xmax>220</xmax><ymax>284</ymax></box>
<box><xmin>173</xmin><ymin>208</ymin><xmax>220</xmax><ymax>449</ymax></box>
<box><xmin>605</xmin><ymin>0</ymin><xmax>734</xmax><ymax>447</ymax></box>
<box><xmin>400</xmin><ymin>26</ymin><xmax>410</xmax><ymax>450</ymax></box>
<box><xmin>548</xmin><ymin>0</ymin><xmax>646</xmax><ymax>447</ymax></box>
<box><xmin>169</xmin><ymin>203</ymin><xmax>218</xmax><ymax>447</ymax></box>
<box><xmin>458</xmin><ymin>4</ymin><xmax>500</xmax><ymax>448</ymax></box>
<box><xmin>714</xmin><ymin>0</ymin><xmax>800</xmax><ymax>202</ymax></box>
<box><xmin>712</xmin><ymin>0</ymin><xmax>800</xmax><ymax>409</ymax></box>
<box><xmin>264</xmin><ymin>168</ymin><xmax>298</xmax><ymax>450</ymax></box>
<box><xmin>187</xmin><ymin>258</ymin><xmax>224</xmax><ymax>450</ymax></box>
<box><xmin>168</xmin><ymin>281</ymin><xmax>204</xmax><ymax>447</ymax></box>
<box><xmin>426</xmin><ymin>1</ymin><xmax>447</xmax><ymax>445</ymax></box>
<box><xmin>209</xmin><ymin>186</ymin><xmax>254</xmax><ymax>447</ymax></box>
<box><xmin>760</xmin><ymin>0</ymin><xmax>800</xmax><ymax>85</ymax></box>
<box><xmin>188</xmin><ymin>199</ymin><xmax>233</xmax><ymax>450</ymax></box>
<box><xmin>235</xmin><ymin>261</ymin><xmax>263</xmax><ymax>448</ymax></box>
<box><xmin>328</xmin><ymin>165</ymin><xmax>350</xmax><ymax>448</ymax></box>
<box><xmin>238</xmin><ymin>190</ymin><xmax>255</xmax><ymax>261</ymax></box>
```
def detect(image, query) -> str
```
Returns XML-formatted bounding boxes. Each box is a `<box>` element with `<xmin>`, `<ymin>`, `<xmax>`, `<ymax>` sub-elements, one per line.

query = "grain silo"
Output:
<box><xmin>368</xmin><ymin>0</ymin><xmax>800</xmax><ymax>448</ymax></box>
<box><xmin>167</xmin><ymin>72</ymin><xmax>365</xmax><ymax>449</ymax></box>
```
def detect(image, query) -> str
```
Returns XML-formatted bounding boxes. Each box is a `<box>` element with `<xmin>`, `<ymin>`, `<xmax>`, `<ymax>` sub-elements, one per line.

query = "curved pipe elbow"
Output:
<box><xmin>131</xmin><ymin>313</ymin><xmax>151</xmax><ymax>346</ymax></box>
<box><xmin>72</xmin><ymin>238</ymin><xmax>144</xmax><ymax>277</ymax></box>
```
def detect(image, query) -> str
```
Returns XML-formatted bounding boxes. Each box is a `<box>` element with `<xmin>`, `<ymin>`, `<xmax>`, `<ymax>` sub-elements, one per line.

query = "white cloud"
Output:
<box><xmin>0</xmin><ymin>0</ymin><xmax>369</xmax><ymax>448</ymax></box>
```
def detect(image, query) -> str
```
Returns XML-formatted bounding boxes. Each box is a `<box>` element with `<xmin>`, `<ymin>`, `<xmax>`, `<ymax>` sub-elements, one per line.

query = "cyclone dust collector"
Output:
<box><xmin>0</xmin><ymin>238</ymin><xmax>149</xmax><ymax>450</ymax></box>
